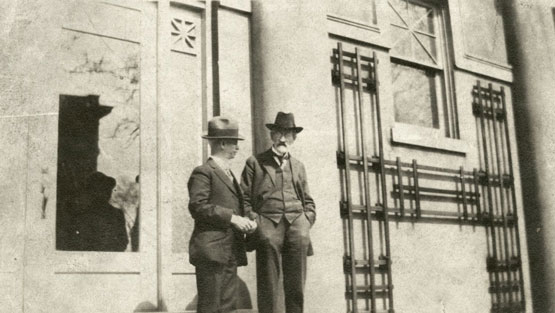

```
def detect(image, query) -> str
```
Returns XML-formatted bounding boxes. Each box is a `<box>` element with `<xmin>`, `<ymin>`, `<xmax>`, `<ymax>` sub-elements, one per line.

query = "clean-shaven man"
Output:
<box><xmin>188</xmin><ymin>116</ymin><xmax>256</xmax><ymax>313</ymax></box>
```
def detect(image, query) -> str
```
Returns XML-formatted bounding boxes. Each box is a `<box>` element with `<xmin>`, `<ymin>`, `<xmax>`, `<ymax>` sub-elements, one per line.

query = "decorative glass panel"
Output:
<box><xmin>391</xmin><ymin>26</ymin><xmax>412</xmax><ymax>56</ymax></box>
<box><xmin>413</xmin><ymin>33</ymin><xmax>437</xmax><ymax>64</ymax></box>
<box><xmin>389</xmin><ymin>0</ymin><xmax>439</xmax><ymax>67</ymax></box>
<box><xmin>391</xmin><ymin>62</ymin><xmax>439</xmax><ymax>129</ymax></box>
<box><xmin>410</xmin><ymin>3</ymin><xmax>434</xmax><ymax>33</ymax></box>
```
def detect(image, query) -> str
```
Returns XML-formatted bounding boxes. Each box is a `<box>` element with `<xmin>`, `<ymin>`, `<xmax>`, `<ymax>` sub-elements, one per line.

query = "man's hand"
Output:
<box><xmin>245</xmin><ymin>219</ymin><xmax>258</xmax><ymax>234</ymax></box>
<box><xmin>231</xmin><ymin>215</ymin><xmax>255</xmax><ymax>233</ymax></box>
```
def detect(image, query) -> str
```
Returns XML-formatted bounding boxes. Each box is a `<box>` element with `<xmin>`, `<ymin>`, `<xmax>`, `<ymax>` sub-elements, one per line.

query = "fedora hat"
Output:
<box><xmin>202</xmin><ymin>116</ymin><xmax>244</xmax><ymax>140</ymax></box>
<box><xmin>85</xmin><ymin>171</ymin><xmax>116</xmax><ymax>195</ymax></box>
<box><xmin>265</xmin><ymin>112</ymin><xmax>303</xmax><ymax>133</ymax></box>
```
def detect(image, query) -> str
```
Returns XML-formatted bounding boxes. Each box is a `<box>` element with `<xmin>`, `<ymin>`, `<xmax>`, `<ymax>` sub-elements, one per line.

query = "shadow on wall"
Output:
<box><xmin>185</xmin><ymin>277</ymin><xmax>253</xmax><ymax>311</ymax></box>
<box><xmin>131</xmin><ymin>277</ymin><xmax>252</xmax><ymax>312</ymax></box>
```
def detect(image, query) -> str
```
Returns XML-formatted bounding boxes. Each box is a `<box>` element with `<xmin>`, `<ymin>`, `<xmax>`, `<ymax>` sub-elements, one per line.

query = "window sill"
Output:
<box><xmin>391</xmin><ymin>123</ymin><xmax>471</xmax><ymax>155</ymax></box>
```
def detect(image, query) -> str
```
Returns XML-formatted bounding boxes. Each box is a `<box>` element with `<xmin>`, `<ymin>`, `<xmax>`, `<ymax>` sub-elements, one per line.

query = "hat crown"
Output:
<box><xmin>266</xmin><ymin>112</ymin><xmax>304</xmax><ymax>133</ymax></box>
<box><xmin>203</xmin><ymin>116</ymin><xmax>244</xmax><ymax>140</ymax></box>
<box><xmin>273</xmin><ymin>112</ymin><xmax>297</xmax><ymax>129</ymax></box>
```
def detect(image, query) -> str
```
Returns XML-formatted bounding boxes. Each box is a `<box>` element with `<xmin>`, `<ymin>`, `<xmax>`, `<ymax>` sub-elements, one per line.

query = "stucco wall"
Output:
<box><xmin>0</xmin><ymin>0</ymin><xmax>543</xmax><ymax>312</ymax></box>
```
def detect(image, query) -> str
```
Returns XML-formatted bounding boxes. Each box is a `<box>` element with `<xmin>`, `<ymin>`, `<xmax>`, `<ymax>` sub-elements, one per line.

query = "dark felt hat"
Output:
<box><xmin>85</xmin><ymin>171</ymin><xmax>116</xmax><ymax>194</ymax></box>
<box><xmin>265</xmin><ymin>112</ymin><xmax>303</xmax><ymax>133</ymax></box>
<box><xmin>202</xmin><ymin>116</ymin><xmax>244</xmax><ymax>140</ymax></box>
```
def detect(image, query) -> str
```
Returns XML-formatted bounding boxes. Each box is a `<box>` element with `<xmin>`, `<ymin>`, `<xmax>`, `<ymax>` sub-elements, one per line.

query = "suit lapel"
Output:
<box><xmin>230</xmin><ymin>172</ymin><xmax>244</xmax><ymax>204</ymax></box>
<box><xmin>208</xmin><ymin>159</ymin><xmax>238</xmax><ymax>196</ymax></box>
<box><xmin>289</xmin><ymin>157</ymin><xmax>300</xmax><ymax>191</ymax></box>
<box><xmin>259</xmin><ymin>149</ymin><xmax>277</xmax><ymax>186</ymax></box>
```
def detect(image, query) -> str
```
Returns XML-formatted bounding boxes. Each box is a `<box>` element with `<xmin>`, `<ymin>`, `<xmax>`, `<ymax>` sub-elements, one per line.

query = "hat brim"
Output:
<box><xmin>265</xmin><ymin>124</ymin><xmax>303</xmax><ymax>133</ymax></box>
<box><xmin>202</xmin><ymin>135</ymin><xmax>245</xmax><ymax>140</ymax></box>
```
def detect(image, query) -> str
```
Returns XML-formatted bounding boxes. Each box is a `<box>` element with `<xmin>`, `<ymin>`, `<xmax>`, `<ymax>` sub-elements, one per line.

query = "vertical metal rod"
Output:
<box><xmin>355</xmin><ymin>48</ymin><xmax>377</xmax><ymax>312</ymax></box>
<box><xmin>373</xmin><ymin>51</ymin><xmax>395</xmax><ymax>311</ymax></box>
<box><xmin>460</xmin><ymin>166</ymin><xmax>468</xmax><ymax>220</ymax></box>
<box><xmin>397</xmin><ymin>157</ymin><xmax>405</xmax><ymax>217</ymax></box>
<box><xmin>477</xmin><ymin>80</ymin><xmax>502</xmax><ymax>304</ymax></box>
<box><xmin>211</xmin><ymin>1</ymin><xmax>221</xmax><ymax>116</ymax></box>
<box><xmin>473</xmin><ymin>168</ymin><xmax>482</xmax><ymax>221</ymax></box>
<box><xmin>412</xmin><ymin>159</ymin><xmax>421</xmax><ymax>219</ymax></box>
<box><xmin>500</xmin><ymin>87</ymin><xmax>526</xmax><ymax>305</ymax></box>
<box><xmin>489</xmin><ymin>83</ymin><xmax>513</xmax><ymax>304</ymax></box>
<box><xmin>338</xmin><ymin>43</ymin><xmax>359</xmax><ymax>313</ymax></box>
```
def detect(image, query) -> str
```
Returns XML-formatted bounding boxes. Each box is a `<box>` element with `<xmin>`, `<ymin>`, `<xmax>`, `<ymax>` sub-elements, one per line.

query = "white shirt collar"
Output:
<box><xmin>209</xmin><ymin>155</ymin><xmax>231</xmax><ymax>172</ymax></box>
<box><xmin>271</xmin><ymin>146</ymin><xmax>289</xmax><ymax>167</ymax></box>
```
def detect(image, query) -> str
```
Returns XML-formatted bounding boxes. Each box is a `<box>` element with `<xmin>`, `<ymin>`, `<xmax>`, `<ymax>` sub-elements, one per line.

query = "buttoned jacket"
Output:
<box><xmin>188</xmin><ymin>158</ymin><xmax>247</xmax><ymax>266</ymax></box>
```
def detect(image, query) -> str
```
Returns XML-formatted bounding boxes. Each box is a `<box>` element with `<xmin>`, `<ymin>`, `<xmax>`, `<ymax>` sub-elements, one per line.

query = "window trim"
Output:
<box><xmin>326</xmin><ymin>0</ymin><xmax>391</xmax><ymax>49</ymax></box>
<box><xmin>388</xmin><ymin>0</ymin><xmax>459</xmax><ymax>140</ymax></box>
<box><xmin>447</xmin><ymin>0</ymin><xmax>513</xmax><ymax>82</ymax></box>
<box><xmin>391</xmin><ymin>123</ymin><xmax>471</xmax><ymax>154</ymax></box>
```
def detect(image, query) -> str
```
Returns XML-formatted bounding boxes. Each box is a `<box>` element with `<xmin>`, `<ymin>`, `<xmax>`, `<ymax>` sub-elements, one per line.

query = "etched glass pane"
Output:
<box><xmin>413</xmin><ymin>33</ymin><xmax>438</xmax><ymax>65</ymax></box>
<box><xmin>410</xmin><ymin>3</ymin><xmax>434</xmax><ymax>34</ymax></box>
<box><xmin>391</xmin><ymin>63</ymin><xmax>439</xmax><ymax>128</ymax></box>
<box><xmin>389</xmin><ymin>0</ymin><xmax>409</xmax><ymax>23</ymax></box>
<box><xmin>391</xmin><ymin>26</ymin><xmax>412</xmax><ymax>57</ymax></box>
<box><xmin>389</xmin><ymin>0</ymin><xmax>439</xmax><ymax>66</ymax></box>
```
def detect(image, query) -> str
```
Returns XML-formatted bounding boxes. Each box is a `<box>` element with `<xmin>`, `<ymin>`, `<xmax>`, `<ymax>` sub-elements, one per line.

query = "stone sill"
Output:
<box><xmin>142</xmin><ymin>309</ymin><xmax>258</xmax><ymax>313</ymax></box>
<box><xmin>391</xmin><ymin>123</ymin><xmax>471</xmax><ymax>155</ymax></box>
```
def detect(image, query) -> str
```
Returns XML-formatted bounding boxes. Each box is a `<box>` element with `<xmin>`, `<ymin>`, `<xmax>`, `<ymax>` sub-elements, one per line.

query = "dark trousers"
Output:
<box><xmin>256</xmin><ymin>214</ymin><xmax>311</xmax><ymax>313</ymax></box>
<box><xmin>195</xmin><ymin>260</ymin><xmax>238</xmax><ymax>313</ymax></box>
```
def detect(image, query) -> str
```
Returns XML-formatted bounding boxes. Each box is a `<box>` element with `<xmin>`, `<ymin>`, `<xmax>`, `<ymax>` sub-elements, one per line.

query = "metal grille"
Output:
<box><xmin>473</xmin><ymin>81</ymin><xmax>525</xmax><ymax>313</ymax></box>
<box><xmin>332</xmin><ymin>42</ymin><xmax>526</xmax><ymax>313</ymax></box>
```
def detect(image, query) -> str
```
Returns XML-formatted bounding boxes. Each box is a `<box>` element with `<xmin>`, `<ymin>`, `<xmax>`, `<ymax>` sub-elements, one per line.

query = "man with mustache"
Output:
<box><xmin>188</xmin><ymin>116</ymin><xmax>256</xmax><ymax>313</ymax></box>
<box><xmin>241</xmin><ymin>112</ymin><xmax>316</xmax><ymax>313</ymax></box>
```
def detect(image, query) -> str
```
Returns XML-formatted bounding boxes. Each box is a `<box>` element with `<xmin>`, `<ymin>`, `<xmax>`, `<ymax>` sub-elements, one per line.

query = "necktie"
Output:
<box><xmin>274</xmin><ymin>153</ymin><xmax>288</xmax><ymax>166</ymax></box>
<box><xmin>224</xmin><ymin>168</ymin><xmax>233</xmax><ymax>181</ymax></box>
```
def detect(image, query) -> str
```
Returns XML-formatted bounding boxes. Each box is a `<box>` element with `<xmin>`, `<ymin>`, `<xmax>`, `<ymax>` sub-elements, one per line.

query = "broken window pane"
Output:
<box><xmin>56</xmin><ymin>32</ymin><xmax>140</xmax><ymax>252</ymax></box>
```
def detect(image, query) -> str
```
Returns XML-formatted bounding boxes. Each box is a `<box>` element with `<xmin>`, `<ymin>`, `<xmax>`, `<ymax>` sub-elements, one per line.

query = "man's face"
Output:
<box><xmin>271</xmin><ymin>129</ymin><xmax>296</xmax><ymax>154</ymax></box>
<box><xmin>221</xmin><ymin>139</ymin><xmax>239</xmax><ymax>160</ymax></box>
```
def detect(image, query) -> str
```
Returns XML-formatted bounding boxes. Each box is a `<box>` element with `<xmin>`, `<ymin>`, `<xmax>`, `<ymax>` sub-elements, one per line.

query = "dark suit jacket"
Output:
<box><xmin>240</xmin><ymin>149</ymin><xmax>316</xmax><ymax>254</ymax></box>
<box><xmin>188</xmin><ymin>158</ymin><xmax>247</xmax><ymax>266</ymax></box>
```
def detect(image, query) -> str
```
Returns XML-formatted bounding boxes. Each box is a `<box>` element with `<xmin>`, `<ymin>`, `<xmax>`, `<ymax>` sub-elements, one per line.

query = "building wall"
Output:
<box><xmin>504</xmin><ymin>0</ymin><xmax>555</xmax><ymax>312</ymax></box>
<box><xmin>1</xmin><ymin>0</ymin><xmax>553</xmax><ymax>312</ymax></box>
<box><xmin>0</xmin><ymin>0</ymin><xmax>253</xmax><ymax>312</ymax></box>
<box><xmin>249</xmin><ymin>0</ymin><xmax>533</xmax><ymax>312</ymax></box>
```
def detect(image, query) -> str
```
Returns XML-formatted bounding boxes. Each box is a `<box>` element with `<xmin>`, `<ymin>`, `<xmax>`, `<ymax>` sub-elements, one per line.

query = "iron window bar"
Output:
<box><xmin>473</xmin><ymin>81</ymin><xmax>526</xmax><ymax>312</ymax></box>
<box><xmin>332</xmin><ymin>43</ymin><xmax>526</xmax><ymax>313</ymax></box>
<box><xmin>334</xmin><ymin>43</ymin><xmax>395</xmax><ymax>313</ymax></box>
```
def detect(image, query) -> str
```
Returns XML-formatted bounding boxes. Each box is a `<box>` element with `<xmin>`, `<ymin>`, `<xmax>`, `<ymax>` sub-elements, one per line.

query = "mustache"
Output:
<box><xmin>277</xmin><ymin>142</ymin><xmax>287</xmax><ymax>146</ymax></box>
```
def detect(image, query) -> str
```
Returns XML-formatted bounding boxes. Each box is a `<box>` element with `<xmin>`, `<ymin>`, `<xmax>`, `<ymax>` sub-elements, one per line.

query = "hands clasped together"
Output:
<box><xmin>230</xmin><ymin>215</ymin><xmax>258</xmax><ymax>234</ymax></box>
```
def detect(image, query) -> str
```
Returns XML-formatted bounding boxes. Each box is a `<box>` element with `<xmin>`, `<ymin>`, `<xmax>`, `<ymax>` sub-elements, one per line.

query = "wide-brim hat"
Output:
<box><xmin>85</xmin><ymin>171</ymin><xmax>116</xmax><ymax>194</ymax></box>
<box><xmin>265</xmin><ymin>112</ymin><xmax>303</xmax><ymax>133</ymax></box>
<box><xmin>202</xmin><ymin>116</ymin><xmax>245</xmax><ymax>140</ymax></box>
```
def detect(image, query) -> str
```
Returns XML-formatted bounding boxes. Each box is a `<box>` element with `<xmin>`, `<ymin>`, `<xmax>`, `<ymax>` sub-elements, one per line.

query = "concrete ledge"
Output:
<box><xmin>138</xmin><ymin>310</ymin><xmax>256</xmax><ymax>313</ymax></box>
<box><xmin>326</xmin><ymin>14</ymin><xmax>391</xmax><ymax>50</ymax></box>
<box><xmin>391</xmin><ymin>123</ymin><xmax>472</xmax><ymax>155</ymax></box>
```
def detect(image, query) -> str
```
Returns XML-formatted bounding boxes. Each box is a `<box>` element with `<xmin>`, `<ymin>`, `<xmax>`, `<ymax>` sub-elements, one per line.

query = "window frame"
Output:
<box><xmin>447</xmin><ymin>0</ymin><xmax>513</xmax><ymax>82</ymax></box>
<box><xmin>388</xmin><ymin>0</ymin><xmax>459</xmax><ymax>140</ymax></box>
